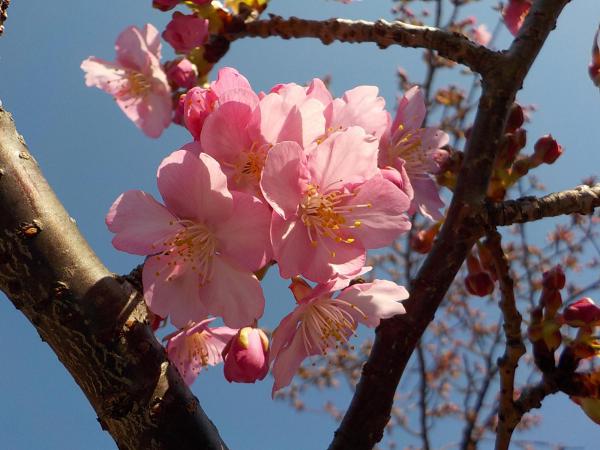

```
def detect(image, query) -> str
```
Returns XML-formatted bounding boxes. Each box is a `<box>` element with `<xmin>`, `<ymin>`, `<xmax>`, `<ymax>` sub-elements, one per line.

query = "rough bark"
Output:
<box><xmin>0</xmin><ymin>108</ymin><xmax>228</xmax><ymax>450</ymax></box>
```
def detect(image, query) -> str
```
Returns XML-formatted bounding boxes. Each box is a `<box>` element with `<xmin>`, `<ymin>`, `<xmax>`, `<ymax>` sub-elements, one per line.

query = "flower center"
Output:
<box><xmin>300</xmin><ymin>298</ymin><xmax>367</xmax><ymax>355</ymax></box>
<box><xmin>154</xmin><ymin>221</ymin><xmax>217</xmax><ymax>286</ymax></box>
<box><xmin>299</xmin><ymin>184</ymin><xmax>370</xmax><ymax>254</ymax></box>
<box><xmin>189</xmin><ymin>331</ymin><xmax>211</xmax><ymax>367</ymax></box>
<box><xmin>234</xmin><ymin>143</ymin><xmax>268</xmax><ymax>185</ymax></box>
<box><xmin>392</xmin><ymin>125</ymin><xmax>430</xmax><ymax>178</ymax></box>
<box><xmin>127</xmin><ymin>71</ymin><xmax>151</xmax><ymax>97</ymax></box>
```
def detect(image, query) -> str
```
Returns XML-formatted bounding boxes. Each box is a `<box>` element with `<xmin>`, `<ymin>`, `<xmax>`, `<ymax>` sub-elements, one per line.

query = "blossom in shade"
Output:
<box><xmin>106</xmin><ymin>150</ymin><xmax>271</xmax><ymax>328</ymax></box>
<box><xmin>184</xmin><ymin>67</ymin><xmax>258</xmax><ymax>140</ymax></box>
<box><xmin>81</xmin><ymin>24</ymin><xmax>172</xmax><ymax>138</ymax></box>
<box><xmin>563</xmin><ymin>298</ymin><xmax>600</xmax><ymax>328</ymax></box>
<box><xmin>261</xmin><ymin>126</ymin><xmax>411</xmax><ymax>282</ymax></box>
<box><xmin>162</xmin><ymin>12</ymin><xmax>209</xmax><ymax>54</ymax></box>
<box><xmin>166</xmin><ymin>318</ymin><xmax>237</xmax><ymax>385</ymax></box>
<box><xmin>165</xmin><ymin>58</ymin><xmax>198</xmax><ymax>89</ymax></box>
<box><xmin>223</xmin><ymin>326</ymin><xmax>270</xmax><ymax>383</ymax></box>
<box><xmin>270</xmin><ymin>277</ymin><xmax>408</xmax><ymax>394</ymax></box>
<box><xmin>379</xmin><ymin>86</ymin><xmax>449</xmax><ymax>220</ymax></box>
<box><xmin>502</xmin><ymin>0</ymin><xmax>532</xmax><ymax>36</ymax></box>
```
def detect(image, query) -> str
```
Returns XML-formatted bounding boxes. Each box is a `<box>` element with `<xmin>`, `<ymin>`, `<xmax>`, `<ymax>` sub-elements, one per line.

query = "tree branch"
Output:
<box><xmin>484</xmin><ymin>183</ymin><xmax>600</xmax><ymax>227</ymax></box>
<box><xmin>0</xmin><ymin>108</ymin><xmax>228</xmax><ymax>450</ymax></box>
<box><xmin>328</xmin><ymin>2</ymin><xmax>571</xmax><ymax>449</ymax></box>
<box><xmin>486</xmin><ymin>231</ymin><xmax>526</xmax><ymax>450</ymax></box>
<box><xmin>220</xmin><ymin>15</ymin><xmax>500</xmax><ymax>76</ymax></box>
<box><xmin>0</xmin><ymin>0</ymin><xmax>9</xmax><ymax>35</ymax></box>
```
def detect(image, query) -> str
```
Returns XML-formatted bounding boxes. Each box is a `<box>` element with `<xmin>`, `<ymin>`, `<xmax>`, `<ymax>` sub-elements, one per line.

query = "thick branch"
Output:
<box><xmin>0</xmin><ymin>108</ymin><xmax>228</xmax><ymax>450</ymax></box>
<box><xmin>485</xmin><ymin>183</ymin><xmax>600</xmax><ymax>227</ymax></box>
<box><xmin>328</xmin><ymin>2</ymin><xmax>570</xmax><ymax>449</ymax></box>
<box><xmin>486</xmin><ymin>231</ymin><xmax>526</xmax><ymax>450</ymax></box>
<box><xmin>222</xmin><ymin>15</ymin><xmax>500</xmax><ymax>76</ymax></box>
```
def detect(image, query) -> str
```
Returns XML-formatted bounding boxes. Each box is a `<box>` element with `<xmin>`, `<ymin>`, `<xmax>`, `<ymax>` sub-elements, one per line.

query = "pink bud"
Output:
<box><xmin>162</xmin><ymin>12</ymin><xmax>209</xmax><ymax>54</ymax></box>
<box><xmin>465</xmin><ymin>271</ymin><xmax>495</xmax><ymax>297</ymax></box>
<box><xmin>506</xmin><ymin>103</ymin><xmax>525</xmax><ymax>132</ymax></box>
<box><xmin>223</xmin><ymin>327</ymin><xmax>269</xmax><ymax>383</ymax></box>
<box><xmin>152</xmin><ymin>0</ymin><xmax>179</xmax><ymax>11</ymax></box>
<box><xmin>541</xmin><ymin>288</ymin><xmax>563</xmax><ymax>315</ymax></box>
<box><xmin>165</xmin><ymin>58</ymin><xmax>198</xmax><ymax>89</ymax></box>
<box><xmin>183</xmin><ymin>86</ymin><xmax>218</xmax><ymax>140</ymax></box>
<box><xmin>564</xmin><ymin>298</ymin><xmax>600</xmax><ymax>327</ymax></box>
<box><xmin>542</xmin><ymin>265</ymin><xmax>566</xmax><ymax>290</ymax></box>
<box><xmin>172</xmin><ymin>94</ymin><xmax>186</xmax><ymax>126</ymax></box>
<box><xmin>502</xmin><ymin>0</ymin><xmax>532</xmax><ymax>37</ymax></box>
<box><xmin>534</xmin><ymin>135</ymin><xmax>563</xmax><ymax>165</ymax></box>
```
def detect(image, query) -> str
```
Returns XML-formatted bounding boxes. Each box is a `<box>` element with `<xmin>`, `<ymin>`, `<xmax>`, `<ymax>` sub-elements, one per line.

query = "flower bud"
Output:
<box><xmin>183</xmin><ymin>86</ymin><xmax>218</xmax><ymax>139</ymax></box>
<box><xmin>533</xmin><ymin>134</ymin><xmax>563</xmax><ymax>165</ymax></box>
<box><xmin>223</xmin><ymin>326</ymin><xmax>269</xmax><ymax>383</ymax></box>
<box><xmin>162</xmin><ymin>12</ymin><xmax>209</xmax><ymax>54</ymax></box>
<box><xmin>153</xmin><ymin>0</ymin><xmax>179</xmax><ymax>11</ymax></box>
<box><xmin>541</xmin><ymin>288</ymin><xmax>563</xmax><ymax>316</ymax></box>
<box><xmin>502</xmin><ymin>0</ymin><xmax>532</xmax><ymax>36</ymax></box>
<box><xmin>172</xmin><ymin>93</ymin><xmax>185</xmax><ymax>126</ymax></box>
<box><xmin>542</xmin><ymin>265</ymin><xmax>566</xmax><ymax>290</ymax></box>
<box><xmin>465</xmin><ymin>271</ymin><xmax>495</xmax><ymax>297</ymax></box>
<box><xmin>165</xmin><ymin>58</ymin><xmax>198</xmax><ymax>90</ymax></box>
<box><xmin>410</xmin><ymin>223</ymin><xmax>440</xmax><ymax>254</ymax></box>
<box><xmin>506</xmin><ymin>103</ymin><xmax>524</xmax><ymax>133</ymax></box>
<box><xmin>564</xmin><ymin>298</ymin><xmax>600</xmax><ymax>328</ymax></box>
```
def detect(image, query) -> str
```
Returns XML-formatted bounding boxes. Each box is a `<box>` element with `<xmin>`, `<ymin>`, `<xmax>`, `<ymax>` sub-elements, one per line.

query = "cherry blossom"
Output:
<box><xmin>261</xmin><ymin>126</ymin><xmax>411</xmax><ymax>282</ymax></box>
<box><xmin>162</xmin><ymin>12</ymin><xmax>209</xmax><ymax>54</ymax></box>
<box><xmin>379</xmin><ymin>86</ymin><xmax>449</xmax><ymax>220</ymax></box>
<box><xmin>165</xmin><ymin>318</ymin><xmax>237</xmax><ymax>385</ymax></box>
<box><xmin>270</xmin><ymin>277</ymin><xmax>408</xmax><ymax>394</ymax></box>
<box><xmin>81</xmin><ymin>24</ymin><xmax>172</xmax><ymax>138</ymax></box>
<box><xmin>106</xmin><ymin>150</ymin><xmax>271</xmax><ymax>328</ymax></box>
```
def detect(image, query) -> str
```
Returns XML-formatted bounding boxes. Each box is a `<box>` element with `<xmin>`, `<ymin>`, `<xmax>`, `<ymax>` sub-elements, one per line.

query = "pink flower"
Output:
<box><xmin>379</xmin><ymin>86</ymin><xmax>449</xmax><ymax>220</ymax></box>
<box><xmin>270</xmin><ymin>277</ymin><xmax>408</xmax><ymax>394</ymax></box>
<box><xmin>165</xmin><ymin>58</ymin><xmax>198</xmax><ymax>89</ymax></box>
<box><xmin>184</xmin><ymin>67</ymin><xmax>258</xmax><ymax>140</ymax></box>
<box><xmin>261</xmin><ymin>127</ymin><xmax>411</xmax><ymax>282</ymax></box>
<box><xmin>502</xmin><ymin>0</ymin><xmax>532</xmax><ymax>36</ymax></box>
<box><xmin>222</xmin><ymin>326</ymin><xmax>270</xmax><ymax>383</ymax></box>
<box><xmin>166</xmin><ymin>318</ymin><xmax>237</xmax><ymax>385</ymax></box>
<box><xmin>162</xmin><ymin>12</ymin><xmax>209</xmax><ymax>54</ymax></box>
<box><xmin>106</xmin><ymin>150</ymin><xmax>271</xmax><ymax>328</ymax></box>
<box><xmin>563</xmin><ymin>298</ymin><xmax>600</xmax><ymax>328</ymax></box>
<box><xmin>471</xmin><ymin>24</ymin><xmax>492</xmax><ymax>46</ymax></box>
<box><xmin>81</xmin><ymin>24</ymin><xmax>172</xmax><ymax>138</ymax></box>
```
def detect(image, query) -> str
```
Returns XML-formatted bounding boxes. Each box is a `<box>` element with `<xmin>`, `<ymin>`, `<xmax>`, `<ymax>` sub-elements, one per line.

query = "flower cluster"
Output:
<box><xmin>84</xmin><ymin>20</ymin><xmax>449</xmax><ymax>394</ymax></box>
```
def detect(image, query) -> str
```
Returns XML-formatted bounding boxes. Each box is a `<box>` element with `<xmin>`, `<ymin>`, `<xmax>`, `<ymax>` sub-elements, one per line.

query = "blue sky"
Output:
<box><xmin>0</xmin><ymin>1</ymin><xmax>599</xmax><ymax>449</ymax></box>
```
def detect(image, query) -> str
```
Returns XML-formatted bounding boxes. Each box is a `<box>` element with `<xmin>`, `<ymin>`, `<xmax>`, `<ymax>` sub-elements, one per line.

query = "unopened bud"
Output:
<box><xmin>223</xmin><ymin>327</ymin><xmax>269</xmax><ymax>383</ymax></box>
<box><xmin>506</xmin><ymin>103</ymin><xmax>525</xmax><ymax>132</ymax></box>
<box><xmin>165</xmin><ymin>58</ymin><xmax>198</xmax><ymax>90</ymax></box>
<box><xmin>410</xmin><ymin>223</ymin><xmax>441</xmax><ymax>254</ymax></box>
<box><xmin>541</xmin><ymin>288</ymin><xmax>563</xmax><ymax>316</ymax></box>
<box><xmin>465</xmin><ymin>271</ymin><xmax>495</xmax><ymax>297</ymax></box>
<box><xmin>534</xmin><ymin>134</ymin><xmax>563</xmax><ymax>165</ymax></box>
<box><xmin>542</xmin><ymin>265</ymin><xmax>566</xmax><ymax>290</ymax></box>
<box><xmin>564</xmin><ymin>297</ymin><xmax>600</xmax><ymax>328</ymax></box>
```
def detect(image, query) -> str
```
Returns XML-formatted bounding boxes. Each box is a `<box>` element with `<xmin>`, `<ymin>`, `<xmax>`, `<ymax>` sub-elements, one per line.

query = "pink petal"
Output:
<box><xmin>215</xmin><ymin>191</ymin><xmax>272</xmax><ymax>271</ymax></box>
<box><xmin>143</xmin><ymin>255</ymin><xmax>208</xmax><ymax>327</ymax></box>
<box><xmin>269</xmin><ymin>306</ymin><xmax>306</xmax><ymax>363</ymax></box>
<box><xmin>201</xmin><ymin>101</ymin><xmax>254</xmax><ymax>163</ymax></box>
<box><xmin>308</xmin><ymin>127</ymin><xmax>379</xmax><ymax>190</ymax></box>
<box><xmin>410</xmin><ymin>177</ymin><xmax>446</xmax><ymax>221</ymax></box>
<box><xmin>81</xmin><ymin>57</ymin><xmax>127</xmax><ymax>96</ymax></box>
<box><xmin>337</xmin><ymin>279</ymin><xmax>408</xmax><ymax>327</ymax></box>
<box><xmin>327</xmin><ymin>85</ymin><xmax>388</xmax><ymax>138</ymax></box>
<box><xmin>106</xmin><ymin>190</ymin><xmax>181</xmax><ymax>255</ymax></box>
<box><xmin>271</xmin><ymin>329</ymin><xmax>310</xmax><ymax>395</ymax></box>
<box><xmin>198</xmin><ymin>257</ymin><xmax>265</xmax><ymax>328</ymax></box>
<box><xmin>306</xmin><ymin>78</ymin><xmax>333</xmax><ymax>106</ymax></box>
<box><xmin>271</xmin><ymin>215</ymin><xmax>313</xmax><ymax>279</ymax></box>
<box><xmin>212</xmin><ymin>67</ymin><xmax>253</xmax><ymax>95</ymax></box>
<box><xmin>346</xmin><ymin>177</ymin><xmax>411</xmax><ymax>248</ymax></box>
<box><xmin>157</xmin><ymin>150</ymin><xmax>233</xmax><ymax>223</ymax></box>
<box><xmin>115</xmin><ymin>26</ymin><xmax>154</xmax><ymax>71</ymax></box>
<box><xmin>260</xmin><ymin>141</ymin><xmax>309</xmax><ymax>219</ymax></box>
<box><xmin>503</xmin><ymin>0</ymin><xmax>532</xmax><ymax>36</ymax></box>
<box><xmin>135</xmin><ymin>90</ymin><xmax>173</xmax><ymax>138</ymax></box>
<box><xmin>391</xmin><ymin>86</ymin><xmax>426</xmax><ymax>133</ymax></box>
